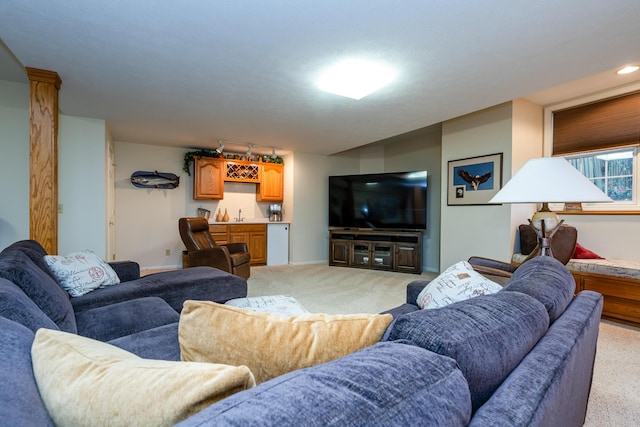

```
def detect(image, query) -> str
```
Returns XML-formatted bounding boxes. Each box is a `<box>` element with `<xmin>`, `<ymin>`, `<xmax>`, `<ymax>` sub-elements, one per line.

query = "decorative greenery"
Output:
<box><xmin>268</xmin><ymin>156</ymin><xmax>284</xmax><ymax>164</ymax></box>
<box><xmin>183</xmin><ymin>149</ymin><xmax>284</xmax><ymax>175</ymax></box>
<box><xmin>183</xmin><ymin>149</ymin><xmax>220</xmax><ymax>175</ymax></box>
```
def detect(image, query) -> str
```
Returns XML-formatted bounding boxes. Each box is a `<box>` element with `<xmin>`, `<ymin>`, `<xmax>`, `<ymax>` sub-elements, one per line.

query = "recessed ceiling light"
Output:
<box><xmin>616</xmin><ymin>65</ymin><xmax>639</xmax><ymax>75</ymax></box>
<box><xmin>317</xmin><ymin>59</ymin><xmax>396</xmax><ymax>100</ymax></box>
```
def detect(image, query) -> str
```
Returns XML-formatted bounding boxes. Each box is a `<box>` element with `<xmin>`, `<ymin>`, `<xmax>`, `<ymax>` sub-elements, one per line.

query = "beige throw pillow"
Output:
<box><xmin>31</xmin><ymin>329</ymin><xmax>255</xmax><ymax>427</ymax></box>
<box><xmin>179</xmin><ymin>300</ymin><xmax>393</xmax><ymax>384</ymax></box>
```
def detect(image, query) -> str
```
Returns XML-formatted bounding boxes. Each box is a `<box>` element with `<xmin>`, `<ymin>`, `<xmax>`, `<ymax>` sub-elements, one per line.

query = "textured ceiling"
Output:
<box><xmin>1</xmin><ymin>1</ymin><xmax>639</xmax><ymax>156</ymax></box>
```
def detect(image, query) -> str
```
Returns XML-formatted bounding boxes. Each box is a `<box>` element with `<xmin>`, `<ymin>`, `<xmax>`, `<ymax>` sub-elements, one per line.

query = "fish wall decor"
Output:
<box><xmin>131</xmin><ymin>171</ymin><xmax>180</xmax><ymax>189</ymax></box>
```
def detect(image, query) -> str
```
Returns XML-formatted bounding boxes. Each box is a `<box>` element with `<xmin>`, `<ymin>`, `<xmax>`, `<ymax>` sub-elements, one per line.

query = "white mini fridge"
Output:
<box><xmin>267</xmin><ymin>223</ymin><xmax>289</xmax><ymax>266</ymax></box>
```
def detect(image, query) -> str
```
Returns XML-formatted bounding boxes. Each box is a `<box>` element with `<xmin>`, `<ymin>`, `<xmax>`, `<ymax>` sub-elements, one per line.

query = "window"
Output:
<box><xmin>565</xmin><ymin>148</ymin><xmax>636</xmax><ymax>204</ymax></box>
<box><xmin>545</xmin><ymin>83</ymin><xmax>640</xmax><ymax>212</ymax></box>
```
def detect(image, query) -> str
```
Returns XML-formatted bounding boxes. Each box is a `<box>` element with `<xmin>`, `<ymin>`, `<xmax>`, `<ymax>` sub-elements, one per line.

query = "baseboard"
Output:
<box><xmin>141</xmin><ymin>264</ymin><xmax>180</xmax><ymax>275</ymax></box>
<box><xmin>288</xmin><ymin>260</ymin><xmax>327</xmax><ymax>266</ymax></box>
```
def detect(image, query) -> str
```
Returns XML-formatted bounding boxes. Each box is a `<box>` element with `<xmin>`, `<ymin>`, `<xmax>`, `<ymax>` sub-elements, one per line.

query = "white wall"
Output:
<box><xmin>114</xmin><ymin>142</ymin><xmax>193</xmax><ymax>269</ymax></box>
<box><xmin>0</xmin><ymin>80</ymin><xmax>29</xmax><ymax>250</ymax></box>
<box><xmin>440</xmin><ymin>103</ymin><xmax>514</xmax><ymax>269</ymax></box>
<box><xmin>558</xmin><ymin>214</ymin><xmax>640</xmax><ymax>261</ymax></box>
<box><xmin>0</xmin><ymin>81</ymin><xmax>108</xmax><ymax>256</ymax></box>
<box><xmin>509</xmin><ymin>99</ymin><xmax>544</xmax><ymax>253</ymax></box>
<box><xmin>113</xmin><ymin>141</ymin><xmax>287</xmax><ymax>269</ymax></box>
<box><xmin>58</xmin><ymin>115</ymin><xmax>107</xmax><ymax>255</ymax></box>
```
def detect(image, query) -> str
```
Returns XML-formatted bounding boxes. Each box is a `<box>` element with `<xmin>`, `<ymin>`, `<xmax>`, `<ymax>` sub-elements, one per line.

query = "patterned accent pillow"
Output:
<box><xmin>416</xmin><ymin>260</ymin><xmax>501</xmax><ymax>309</ymax></box>
<box><xmin>44</xmin><ymin>251</ymin><xmax>120</xmax><ymax>297</ymax></box>
<box><xmin>224</xmin><ymin>295</ymin><xmax>309</xmax><ymax>318</ymax></box>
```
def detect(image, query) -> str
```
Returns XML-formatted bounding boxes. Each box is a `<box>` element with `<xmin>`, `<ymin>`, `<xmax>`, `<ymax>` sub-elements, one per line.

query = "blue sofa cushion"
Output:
<box><xmin>75</xmin><ymin>297</ymin><xmax>180</xmax><ymax>342</ymax></box>
<box><xmin>501</xmin><ymin>256</ymin><xmax>575</xmax><ymax>323</ymax></box>
<box><xmin>0</xmin><ymin>278</ymin><xmax>59</xmax><ymax>333</ymax></box>
<box><xmin>469</xmin><ymin>291</ymin><xmax>603</xmax><ymax>427</ymax></box>
<box><xmin>108</xmin><ymin>323</ymin><xmax>181</xmax><ymax>361</ymax></box>
<box><xmin>71</xmin><ymin>266</ymin><xmax>247</xmax><ymax>313</ymax></box>
<box><xmin>384</xmin><ymin>291</ymin><xmax>549</xmax><ymax>411</ymax></box>
<box><xmin>0</xmin><ymin>250</ymin><xmax>77</xmax><ymax>333</ymax></box>
<box><xmin>0</xmin><ymin>316</ymin><xmax>54</xmax><ymax>426</ymax></box>
<box><xmin>177</xmin><ymin>341</ymin><xmax>472</xmax><ymax>427</ymax></box>
<box><xmin>108</xmin><ymin>260</ymin><xmax>141</xmax><ymax>282</ymax></box>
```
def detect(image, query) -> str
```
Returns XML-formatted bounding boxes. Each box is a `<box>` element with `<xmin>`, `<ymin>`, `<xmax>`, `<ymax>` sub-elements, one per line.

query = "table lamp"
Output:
<box><xmin>489</xmin><ymin>157</ymin><xmax>612</xmax><ymax>257</ymax></box>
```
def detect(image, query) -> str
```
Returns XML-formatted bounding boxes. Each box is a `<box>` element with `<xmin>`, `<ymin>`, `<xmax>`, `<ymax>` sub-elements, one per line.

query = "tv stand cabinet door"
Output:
<box><xmin>395</xmin><ymin>244</ymin><xmax>420</xmax><ymax>273</ymax></box>
<box><xmin>330</xmin><ymin>240</ymin><xmax>351</xmax><ymax>266</ymax></box>
<box><xmin>351</xmin><ymin>241</ymin><xmax>372</xmax><ymax>267</ymax></box>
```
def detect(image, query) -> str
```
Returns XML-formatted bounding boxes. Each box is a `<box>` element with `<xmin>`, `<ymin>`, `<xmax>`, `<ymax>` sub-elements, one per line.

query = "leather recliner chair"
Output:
<box><xmin>179</xmin><ymin>217</ymin><xmax>251</xmax><ymax>279</ymax></box>
<box><xmin>468</xmin><ymin>223</ymin><xmax>578</xmax><ymax>283</ymax></box>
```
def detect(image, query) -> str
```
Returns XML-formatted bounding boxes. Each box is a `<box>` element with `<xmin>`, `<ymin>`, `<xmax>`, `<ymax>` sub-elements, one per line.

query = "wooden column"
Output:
<box><xmin>26</xmin><ymin>67</ymin><xmax>62</xmax><ymax>255</ymax></box>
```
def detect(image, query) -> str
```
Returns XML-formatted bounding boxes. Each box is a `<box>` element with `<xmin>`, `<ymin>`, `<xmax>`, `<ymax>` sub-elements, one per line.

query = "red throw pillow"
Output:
<box><xmin>572</xmin><ymin>242</ymin><xmax>604</xmax><ymax>259</ymax></box>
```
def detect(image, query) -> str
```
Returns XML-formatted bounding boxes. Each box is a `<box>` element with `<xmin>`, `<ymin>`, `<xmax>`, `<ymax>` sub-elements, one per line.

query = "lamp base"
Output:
<box><xmin>530</xmin><ymin>203</ymin><xmax>561</xmax><ymax>231</ymax></box>
<box><xmin>525</xmin><ymin>204</ymin><xmax>564</xmax><ymax>260</ymax></box>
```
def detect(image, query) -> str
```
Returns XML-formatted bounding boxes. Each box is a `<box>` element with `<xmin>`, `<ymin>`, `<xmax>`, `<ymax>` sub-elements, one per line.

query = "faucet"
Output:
<box><xmin>237</xmin><ymin>208</ymin><xmax>243</xmax><ymax>222</ymax></box>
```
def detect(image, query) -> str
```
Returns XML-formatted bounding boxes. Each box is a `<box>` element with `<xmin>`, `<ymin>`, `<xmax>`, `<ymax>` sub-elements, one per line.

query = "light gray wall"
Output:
<box><xmin>383</xmin><ymin>125</ymin><xmax>442</xmax><ymax>272</ymax></box>
<box><xmin>0</xmin><ymin>80</ymin><xmax>29</xmax><ymax>250</ymax></box>
<box><xmin>288</xmin><ymin>151</ymin><xmax>357</xmax><ymax>265</ymax></box>
<box><xmin>440</xmin><ymin>103</ymin><xmax>515</xmax><ymax>269</ymax></box>
<box><xmin>58</xmin><ymin>115</ymin><xmax>107</xmax><ymax>255</ymax></box>
<box><xmin>439</xmin><ymin>101</ymin><xmax>545</xmax><ymax>269</ymax></box>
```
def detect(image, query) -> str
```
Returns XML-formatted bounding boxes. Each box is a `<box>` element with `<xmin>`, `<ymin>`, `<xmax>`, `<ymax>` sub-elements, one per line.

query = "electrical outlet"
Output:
<box><xmin>58</xmin><ymin>204</ymin><xmax>63</xmax><ymax>214</ymax></box>
<box><xmin>165</xmin><ymin>249</ymin><xmax>171</xmax><ymax>256</ymax></box>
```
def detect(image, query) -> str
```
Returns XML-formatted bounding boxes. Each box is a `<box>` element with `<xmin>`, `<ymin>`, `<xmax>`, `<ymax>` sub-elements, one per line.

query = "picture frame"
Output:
<box><xmin>447</xmin><ymin>153</ymin><xmax>503</xmax><ymax>205</ymax></box>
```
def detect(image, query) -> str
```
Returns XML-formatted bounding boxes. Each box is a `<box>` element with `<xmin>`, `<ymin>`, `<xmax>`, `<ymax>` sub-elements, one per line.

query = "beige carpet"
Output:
<box><xmin>248</xmin><ymin>264</ymin><xmax>640</xmax><ymax>426</ymax></box>
<box><xmin>247</xmin><ymin>264</ymin><xmax>437</xmax><ymax>314</ymax></box>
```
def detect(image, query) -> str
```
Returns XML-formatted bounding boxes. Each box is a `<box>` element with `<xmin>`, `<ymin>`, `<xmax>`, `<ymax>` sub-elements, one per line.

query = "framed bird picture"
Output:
<box><xmin>447</xmin><ymin>153</ymin><xmax>503</xmax><ymax>205</ymax></box>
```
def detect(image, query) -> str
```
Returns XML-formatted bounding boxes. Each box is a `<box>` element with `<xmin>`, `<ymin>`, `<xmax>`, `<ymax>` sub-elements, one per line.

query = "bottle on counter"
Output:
<box><xmin>223</xmin><ymin>208</ymin><xmax>230</xmax><ymax>222</ymax></box>
<box><xmin>215</xmin><ymin>209</ymin><xmax>223</xmax><ymax>222</ymax></box>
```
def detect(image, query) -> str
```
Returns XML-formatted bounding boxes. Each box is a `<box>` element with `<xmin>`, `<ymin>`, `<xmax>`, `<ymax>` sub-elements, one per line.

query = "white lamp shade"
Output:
<box><xmin>489</xmin><ymin>157</ymin><xmax>613</xmax><ymax>204</ymax></box>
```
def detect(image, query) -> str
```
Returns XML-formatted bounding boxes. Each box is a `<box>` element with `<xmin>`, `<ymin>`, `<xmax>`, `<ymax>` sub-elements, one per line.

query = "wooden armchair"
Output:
<box><xmin>179</xmin><ymin>217</ymin><xmax>251</xmax><ymax>279</ymax></box>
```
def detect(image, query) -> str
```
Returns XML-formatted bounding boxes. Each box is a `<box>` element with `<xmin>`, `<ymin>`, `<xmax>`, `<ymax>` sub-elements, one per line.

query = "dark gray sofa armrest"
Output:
<box><xmin>407</xmin><ymin>280</ymin><xmax>430</xmax><ymax>305</ymax></box>
<box><xmin>108</xmin><ymin>261</ymin><xmax>140</xmax><ymax>281</ymax></box>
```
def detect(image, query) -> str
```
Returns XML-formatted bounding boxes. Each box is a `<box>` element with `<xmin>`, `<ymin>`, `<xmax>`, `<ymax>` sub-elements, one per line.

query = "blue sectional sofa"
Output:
<box><xmin>0</xmin><ymin>246</ymin><xmax>602</xmax><ymax>426</ymax></box>
<box><xmin>0</xmin><ymin>240</ymin><xmax>247</xmax><ymax>359</ymax></box>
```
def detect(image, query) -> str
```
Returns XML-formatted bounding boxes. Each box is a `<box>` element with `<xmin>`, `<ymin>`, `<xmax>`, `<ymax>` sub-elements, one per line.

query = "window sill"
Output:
<box><xmin>556</xmin><ymin>210</ymin><xmax>640</xmax><ymax>215</ymax></box>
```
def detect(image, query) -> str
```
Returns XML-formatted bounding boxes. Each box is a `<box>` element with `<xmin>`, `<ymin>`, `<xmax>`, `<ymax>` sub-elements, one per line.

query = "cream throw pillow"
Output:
<box><xmin>179</xmin><ymin>300</ymin><xmax>393</xmax><ymax>384</ymax></box>
<box><xmin>31</xmin><ymin>329</ymin><xmax>255</xmax><ymax>427</ymax></box>
<box><xmin>416</xmin><ymin>260</ymin><xmax>502</xmax><ymax>309</ymax></box>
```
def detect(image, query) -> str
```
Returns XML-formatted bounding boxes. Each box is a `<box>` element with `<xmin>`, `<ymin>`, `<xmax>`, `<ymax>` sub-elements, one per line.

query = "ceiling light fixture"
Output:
<box><xmin>317</xmin><ymin>59</ymin><xmax>396</xmax><ymax>100</ymax></box>
<box><xmin>215</xmin><ymin>140</ymin><xmax>224</xmax><ymax>154</ymax></box>
<box><xmin>616</xmin><ymin>65</ymin><xmax>639</xmax><ymax>75</ymax></box>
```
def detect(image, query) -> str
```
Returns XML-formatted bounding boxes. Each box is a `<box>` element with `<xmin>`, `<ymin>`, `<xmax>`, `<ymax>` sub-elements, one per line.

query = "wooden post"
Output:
<box><xmin>26</xmin><ymin>67</ymin><xmax>62</xmax><ymax>255</ymax></box>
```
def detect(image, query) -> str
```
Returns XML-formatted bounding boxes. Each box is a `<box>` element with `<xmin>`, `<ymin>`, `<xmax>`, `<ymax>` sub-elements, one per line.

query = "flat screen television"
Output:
<box><xmin>328</xmin><ymin>171</ymin><xmax>428</xmax><ymax>230</ymax></box>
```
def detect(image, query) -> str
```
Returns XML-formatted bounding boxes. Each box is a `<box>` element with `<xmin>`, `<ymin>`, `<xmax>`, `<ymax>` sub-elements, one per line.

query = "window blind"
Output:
<box><xmin>552</xmin><ymin>90</ymin><xmax>640</xmax><ymax>155</ymax></box>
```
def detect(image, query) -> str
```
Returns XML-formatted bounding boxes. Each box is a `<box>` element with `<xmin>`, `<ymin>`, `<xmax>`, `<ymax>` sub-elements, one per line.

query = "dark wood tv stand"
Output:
<box><xmin>329</xmin><ymin>229</ymin><xmax>422</xmax><ymax>274</ymax></box>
